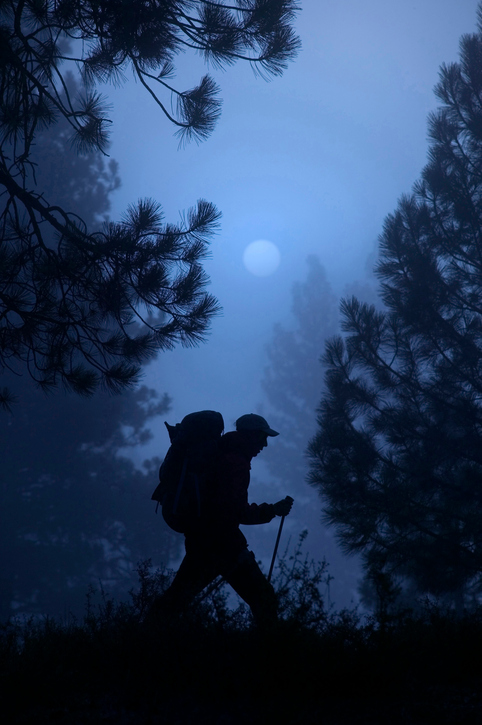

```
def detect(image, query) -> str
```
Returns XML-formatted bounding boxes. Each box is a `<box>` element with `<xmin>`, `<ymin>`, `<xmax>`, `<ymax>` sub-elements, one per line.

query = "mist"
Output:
<box><xmin>106</xmin><ymin>0</ymin><xmax>480</xmax><ymax>609</ymax></box>
<box><xmin>6</xmin><ymin>2</ymin><xmax>482</xmax><ymax>721</ymax></box>
<box><xmin>1</xmin><ymin>0</ymin><xmax>480</xmax><ymax>619</ymax></box>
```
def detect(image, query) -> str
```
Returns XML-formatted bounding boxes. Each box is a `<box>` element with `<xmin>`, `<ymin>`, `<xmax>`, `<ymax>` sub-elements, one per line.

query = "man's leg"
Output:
<box><xmin>223</xmin><ymin>549</ymin><xmax>278</xmax><ymax>627</ymax></box>
<box><xmin>147</xmin><ymin>542</ymin><xmax>220</xmax><ymax>623</ymax></box>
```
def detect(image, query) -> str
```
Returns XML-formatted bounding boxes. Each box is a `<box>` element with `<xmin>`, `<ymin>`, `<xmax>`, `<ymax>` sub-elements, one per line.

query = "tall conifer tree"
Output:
<box><xmin>309</xmin><ymin>5</ymin><xmax>482</xmax><ymax>611</ymax></box>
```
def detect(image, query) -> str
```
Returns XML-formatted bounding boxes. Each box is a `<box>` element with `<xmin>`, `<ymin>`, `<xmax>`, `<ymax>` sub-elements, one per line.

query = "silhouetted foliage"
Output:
<box><xmin>3</xmin><ymin>553</ymin><xmax>482</xmax><ymax>724</ymax></box>
<box><xmin>1</xmin><ymin>1</ymin><xmax>300</xmax><ymax>403</ymax></box>
<box><xmin>0</xmin><ymin>377</ymin><xmax>180</xmax><ymax>621</ymax></box>
<box><xmin>309</xmin><ymin>5</ymin><xmax>482</xmax><ymax>613</ymax></box>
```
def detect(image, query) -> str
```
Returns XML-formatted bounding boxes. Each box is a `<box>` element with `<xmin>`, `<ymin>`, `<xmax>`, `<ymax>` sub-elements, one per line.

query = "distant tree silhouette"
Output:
<box><xmin>260</xmin><ymin>257</ymin><xmax>363</xmax><ymax>604</ymax></box>
<box><xmin>0</xmin><ymin>1</ymin><xmax>300</xmax><ymax>406</ymax></box>
<box><xmin>27</xmin><ymin>75</ymin><xmax>122</xmax><ymax>231</ymax></box>
<box><xmin>309</xmin><ymin>6</ymin><xmax>482</xmax><ymax>613</ymax></box>
<box><xmin>263</xmin><ymin>256</ymin><xmax>339</xmax><ymax>490</ymax></box>
<box><xmin>0</xmin><ymin>88</ymin><xmax>179</xmax><ymax>620</ymax></box>
<box><xmin>0</xmin><ymin>379</ymin><xmax>178</xmax><ymax>620</ymax></box>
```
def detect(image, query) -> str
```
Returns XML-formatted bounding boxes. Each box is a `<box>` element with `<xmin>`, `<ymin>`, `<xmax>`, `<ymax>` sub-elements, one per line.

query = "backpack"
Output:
<box><xmin>151</xmin><ymin>410</ymin><xmax>224</xmax><ymax>533</ymax></box>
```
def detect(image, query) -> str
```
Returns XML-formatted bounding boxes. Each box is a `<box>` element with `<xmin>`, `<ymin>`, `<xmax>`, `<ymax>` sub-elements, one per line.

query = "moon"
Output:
<box><xmin>243</xmin><ymin>239</ymin><xmax>281</xmax><ymax>277</ymax></box>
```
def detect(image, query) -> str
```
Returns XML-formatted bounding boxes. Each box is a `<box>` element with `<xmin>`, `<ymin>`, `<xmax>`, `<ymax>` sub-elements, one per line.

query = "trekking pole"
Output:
<box><xmin>268</xmin><ymin>496</ymin><xmax>294</xmax><ymax>583</ymax></box>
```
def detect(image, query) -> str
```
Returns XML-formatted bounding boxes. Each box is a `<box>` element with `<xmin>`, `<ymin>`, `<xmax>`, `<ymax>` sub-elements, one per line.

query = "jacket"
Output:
<box><xmin>214</xmin><ymin>431</ymin><xmax>275</xmax><ymax>528</ymax></box>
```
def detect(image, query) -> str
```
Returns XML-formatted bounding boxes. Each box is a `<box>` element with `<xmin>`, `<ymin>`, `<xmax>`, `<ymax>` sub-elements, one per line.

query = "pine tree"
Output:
<box><xmin>0</xmin><ymin>1</ymin><xmax>300</xmax><ymax>406</ymax></box>
<box><xmin>308</xmin><ymin>5</ymin><xmax>482</xmax><ymax>612</ymax></box>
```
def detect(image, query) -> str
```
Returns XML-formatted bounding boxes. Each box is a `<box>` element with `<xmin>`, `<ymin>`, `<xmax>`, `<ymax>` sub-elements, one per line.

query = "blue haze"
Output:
<box><xmin>103</xmin><ymin>0</ymin><xmax>479</xmax><ymax>607</ymax></box>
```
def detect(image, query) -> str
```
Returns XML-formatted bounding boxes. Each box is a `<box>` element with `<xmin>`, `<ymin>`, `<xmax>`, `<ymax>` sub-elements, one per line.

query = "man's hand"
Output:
<box><xmin>273</xmin><ymin>496</ymin><xmax>294</xmax><ymax>517</ymax></box>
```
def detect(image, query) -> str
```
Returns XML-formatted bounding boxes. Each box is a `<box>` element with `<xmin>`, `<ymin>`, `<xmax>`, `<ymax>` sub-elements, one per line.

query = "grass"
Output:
<box><xmin>2</xmin><ymin>538</ymin><xmax>482</xmax><ymax>723</ymax></box>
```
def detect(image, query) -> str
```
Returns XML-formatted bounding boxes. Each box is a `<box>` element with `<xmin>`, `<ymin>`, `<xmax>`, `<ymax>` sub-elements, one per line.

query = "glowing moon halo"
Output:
<box><xmin>243</xmin><ymin>239</ymin><xmax>281</xmax><ymax>277</ymax></box>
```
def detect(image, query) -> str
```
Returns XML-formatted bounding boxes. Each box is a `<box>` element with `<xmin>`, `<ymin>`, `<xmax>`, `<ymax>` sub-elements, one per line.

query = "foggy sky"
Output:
<box><xmin>105</xmin><ymin>0</ymin><xmax>478</xmax><ymax>425</ymax></box>
<box><xmin>102</xmin><ymin>1</ymin><xmax>480</xmax><ymax>604</ymax></box>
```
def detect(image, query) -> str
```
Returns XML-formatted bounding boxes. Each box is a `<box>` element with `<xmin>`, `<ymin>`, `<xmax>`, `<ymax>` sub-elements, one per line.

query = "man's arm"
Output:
<box><xmin>239</xmin><ymin>496</ymin><xmax>294</xmax><ymax>525</ymax></box>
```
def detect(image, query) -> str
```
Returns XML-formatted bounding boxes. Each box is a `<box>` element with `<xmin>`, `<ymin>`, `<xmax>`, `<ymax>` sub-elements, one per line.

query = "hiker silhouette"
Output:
<box><xmin>148</xmin><ymin>413</ymin><xmax>293</xmax><ymax>627</ymax></box>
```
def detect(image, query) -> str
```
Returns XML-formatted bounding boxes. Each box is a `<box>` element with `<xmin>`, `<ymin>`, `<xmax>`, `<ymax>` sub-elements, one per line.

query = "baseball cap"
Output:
<box><xmin>235</xmin><ymin>413</ymin><xmax>279</xmax><ymax>437</ymax></box>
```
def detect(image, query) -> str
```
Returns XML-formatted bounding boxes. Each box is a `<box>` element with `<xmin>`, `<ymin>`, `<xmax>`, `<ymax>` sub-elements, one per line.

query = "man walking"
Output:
<box><xmin>149</xmin><ymin>413</ymin><xmax>293</xmax><ymax>626</ymax></box>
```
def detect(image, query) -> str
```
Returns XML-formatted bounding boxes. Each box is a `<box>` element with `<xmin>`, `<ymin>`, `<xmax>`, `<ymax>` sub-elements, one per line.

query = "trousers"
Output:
<box><xmin>152</xmin><ymin>528</ymin><xmax>277</xmax><ymax>626</ymax></box>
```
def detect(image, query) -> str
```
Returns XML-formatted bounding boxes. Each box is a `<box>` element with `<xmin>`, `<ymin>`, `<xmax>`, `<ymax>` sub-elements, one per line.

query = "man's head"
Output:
<box><xmin>235</xmin><ymin>414</ymin><xmax>279</xmax><ymax>457</ymax></box>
